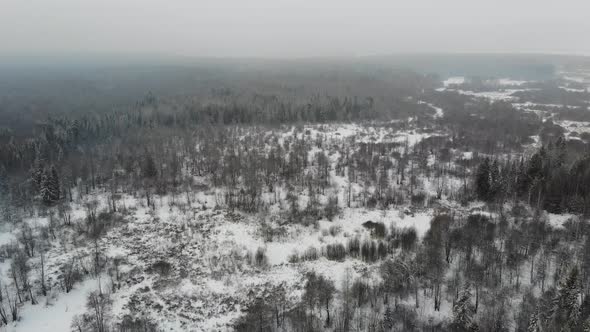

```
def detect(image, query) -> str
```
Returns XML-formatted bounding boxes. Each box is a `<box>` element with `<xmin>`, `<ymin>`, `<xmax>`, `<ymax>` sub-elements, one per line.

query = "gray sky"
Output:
<box><xmin>2</xmin><ymin>0</ymin><xmax>590</xmax><ymax>58</ymax></box>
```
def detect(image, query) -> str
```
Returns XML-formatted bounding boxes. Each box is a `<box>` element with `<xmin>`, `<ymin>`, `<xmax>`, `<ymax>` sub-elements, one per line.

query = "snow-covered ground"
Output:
<box><xmin>6</xmin><ymin>278</ymin><xmax>104</xmax><ymax>332</ymax></box>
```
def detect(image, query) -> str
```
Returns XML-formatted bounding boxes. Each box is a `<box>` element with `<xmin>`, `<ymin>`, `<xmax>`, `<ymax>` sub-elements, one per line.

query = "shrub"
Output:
<box><xmin>301</xmin><ymin>247</ymin><xmax>319</xmax><ymax>261</ymax></box>
<box><xmin>347</xmin><ymin>237</ymin><xmax>360</xmax><ymax>257</ymax></box>
<box><xmin>325</xmin><ymin>243</ymin><xmax>346</xmax><ymax>261</ymax></box>
<box><xmin>117</xmin><ymin>315</ymin><xmax>159</xmax><ymax>332</ymax></box>
<box><xmin>287</xmin><ymin>252</ymin><xmax>300</xmax><ymax>264</ymax></box>
<box><xmin>400</xmin><ymin>228</ymin><xmax>417</xmax><ymax>252</ymax></box>
<box><xmin>324</xmin><ymin>195</ymin><xmax>340</xmax><ymax>221</ymax></box>
<box><xmin>362</xmin><ymin>221</ymin><xmax>386</xmax><ymax>238</ymax></box>
<box><xmin>351</xmin><ymin>279</ymin><xmax>371</xmax><ymax>307</ymax></box>
<box><xmin>411</xmin><ymin>192</ymin><xmax>426</xmax><ymax>206</ymax></box>
<box><xmin>329</xmin><ymin>225</ymin><xmax>342</xmax><ymax>237</ymax></box>
<box><xmin>254</xmin><ymin>247</ymin><xmax>268</xmax><ymax>267</ymax></box>
<box><xmin>151</xmin><ymin>260</ymin><xmax>172</xmax><ymax>276</ymax></box>
<box><xmin>361</xmin><ymin>239</ymin><xmax>378</xmax><ymax>262</ymax></box>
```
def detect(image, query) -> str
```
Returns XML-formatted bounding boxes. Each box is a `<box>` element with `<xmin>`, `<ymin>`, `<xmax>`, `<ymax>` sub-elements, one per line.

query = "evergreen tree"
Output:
<box><xmin>452</xmin><ymin>285</ymin><xmax>478</xmax><ymax>331</ymax></box>
<box><xmin>0</xmin><ymin>164</ymin><xmax>8</xmax><ymax>198</ymax></box>
<box><xmin>516</xmin><ymin>157</ymin><xmax>529</xmax><ymax>197</ymax></box>
<box><xmin>490</xmin><ymin>159</ymin><xmax>503</xmax><ymax>202</ymax></box>
<box><xmin>49</xmin><ymin>165</ymin><xmax>60</xmax><ymax>201</ymax></box>
<box><xmin>551</xmin><ymin>267</ymin><xmax>581</xmax><ymax>330</ymax></box>
<box><xmin>40</xmin><ymin>169</ymin><xmax>52</xmax><ymax>204</ymax></box>
<box><xmin>475</xmin><ymin>158</ymin><xmax>491</xmax><ymax>201</ymax></box>
<box><xmin>31</xmin><ymin>157</ymin><xmax>44</xmax><ymax>191</ymax></box>
<box><xmin>142</xmin><ymin>154</ymin><xmax>158</xmax><ymax>179</ymax></box>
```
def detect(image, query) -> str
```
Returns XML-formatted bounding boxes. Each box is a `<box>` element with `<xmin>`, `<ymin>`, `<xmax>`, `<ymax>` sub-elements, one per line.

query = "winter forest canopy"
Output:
<box><xmin>1</xmin><ymin>54</ymin><xmax>590</xmax><ymax>331</ymax></box>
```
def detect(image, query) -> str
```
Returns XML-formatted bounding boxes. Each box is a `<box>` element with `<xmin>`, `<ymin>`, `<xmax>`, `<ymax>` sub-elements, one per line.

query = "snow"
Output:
<box><xmin>418</xmin><ymin>101</ymin><xmax>444</xmax><ymax>118</ymax></box>
<box><xmin>0</xmin><ymin>232</ymin><xmax>16</xmax><ymax>247</ymax></box>
<box><xmin>496</xmin><ymin>78</ymin><xmax>528</xmax><ymax>86</ymax></box>
<box><xmin>562</xmin><ymin>75</ymin><xmax>588</xmax><ymax>84</ymax></box>
<box><xmin>546</xmin><ymin>212</ymin><xmax>575</xmax><ymax>229</ymax></box>
<box><xmin>8</xmin><ymin>278</ymin><xmax>104</xmax><ymax>332</ymax></box>
<box><xmin>560</xmin><ymin>86</ymin><xmax>587</xmax><ymax>92</ymax></box>
<box><xmin>443</xmin><ymin>76</ymin><xmax>465</xmax><ymax>87</ymax></box>
<box><xmin>392</xmin><ymin>212</ymin><xmax>433</xmax><ymax>237</ymax></box>
<box><xmin>461</xmin><ymin>151</ymin><xmax>473</xmax><ymax>160</ymax></box>
<box><xmin>454</xmin><ymin>89</ymin><xmax>521</xmax><ymax>101</ymax></box>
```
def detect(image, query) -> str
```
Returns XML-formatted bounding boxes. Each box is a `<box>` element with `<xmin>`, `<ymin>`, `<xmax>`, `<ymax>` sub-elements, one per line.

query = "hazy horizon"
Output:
<box><xmin>3</xmin><ymin>0</ymin><xmax>590</xmax><ymax>59</ymax></box>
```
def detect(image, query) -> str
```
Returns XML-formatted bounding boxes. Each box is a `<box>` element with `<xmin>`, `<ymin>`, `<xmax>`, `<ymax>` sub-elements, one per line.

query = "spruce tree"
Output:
<box><xmin>142</xmin><ymin>154</ymin><xmax>158</xmax><ymax>179</ymax></box>
<box><xmin>452</xmin><ymin>285</ymin><xmax>478</xmax><ymax>331</ymax></box>
<box><xmin>40</xmin><ymin>169</ymin><xmax>52</xmax><ymax>204</ymax></box>
<box><xmin>490</xmin><ymin>159</ymin><xmax>502</xmax><ymax>201</ymax></box>
<box><xmin>0</xmin><ymin>164</ymin><xmax>7</xmax><ymax>198</ymax></box>
<box><xmin>49</xmin><ymin>165</ymin><xmax>60</xmax><ymax>201</ymax></box>
<box><xmin>551</xmin><ymin>267</ymin><xmax>581</xmax><ymax>329</ymax></box>
<box><xmin>475</xmin><ymin>158</ymin><xmax>491</xmax><ymax>201</ymax></box>
<box><xmin>31</xmin><ymin>157</ymin><xmax>44</xmax><ymax>191</ymax></box>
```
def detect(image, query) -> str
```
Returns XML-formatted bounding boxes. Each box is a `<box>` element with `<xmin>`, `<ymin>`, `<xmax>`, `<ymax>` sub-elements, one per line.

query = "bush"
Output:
<box><xmin>301</xmin><ymin>247</ymin><xmax>319</xmax><ymax>261</ymax></box>
<box><xmin>325</xmin><ymin>243</ymin><xmax>346</xmax><ymax>261</ymax></box>
<box><xmin>362</xmin><ymin>221</ymin><xmax>386</xmax><ymax>238</ymax></box>
<box><xmin>324</xmin><ymin>195</ymin><xmax>340</xmax><ymax>221</ymax></box>
<box><xmin>351</xmin><ymin>279</ymin><xmax>371</xmax><ymax>307</ymax></box>
<box><xmin>116</xmin><ymin>315</ymin><xmax>159</xmax><ymax>332</ymax></box>
<box><xmin>411</xmin><ymin>192</ymin><xmax>426</xmax><ymax>206</ymax></box>
<box><xmin>361</xmin><ymin>239</ymin><xmax>378</xmax><ymax>262</ymax></box>
<box><xmin>329</xmin><ymin>225</ymin><xmax>342</xmax><ymax>237</ymax></box>
<box><xmin>400</xmin><ymin>228</ymin><xmax>417</xmax><ymax>252</ymax></box>
<box><xmin>151</xmin><ymin>260</ymin><xmax>172</xmax><ymax>276</ymax></box>
<box><xmin>287</xmin><ymin>252</ymin><xmax>300</xmax><ymax>264</ymax></box>
<box><xmin>347</xmin><ymin>237</ymin><xmax>360</xmax><ymax>257</ymax></box>
<box><xmin>254</xmin><ymin>247</ymin><xmax>268</xmax><ymax>267</ymax></box>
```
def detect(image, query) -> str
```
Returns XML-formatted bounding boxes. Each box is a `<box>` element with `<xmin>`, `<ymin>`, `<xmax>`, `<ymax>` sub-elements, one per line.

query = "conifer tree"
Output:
<box><xmin>552</xmin><ymin>267</ymin><xmax>581</xmax><ymax>329</ymax></box>
<box><xmin>142</xmin><ymin>154</ymin><xmax>158</xmax><ymax>179</ymax></box>
<box><xmin>452</xmin><ymin>285</ymin><xmax>478</xmax><ymax>331</ymax></box>
<box><xmin>40</xmin><ymin>169</ymin><xmax>52</xmax><ymax>204</ymax></box>
<box><xmin>49</xmin><ymin>165</ymin><xmax>60</xmax><ymax>201</ymax></box>
<box><xmin>475</xmin><ymin>158</ymin><xmax>491</xmax><ymax>201</ymax></box>
<box><xmin>0</xmin><ymin>164</ymin><xmax>8</xmax><ymax>198</ymax></box>
<box><xmin>31</xmin><ymin>158</ymin><xmax>44</xmax><ymax>191</ymax></box>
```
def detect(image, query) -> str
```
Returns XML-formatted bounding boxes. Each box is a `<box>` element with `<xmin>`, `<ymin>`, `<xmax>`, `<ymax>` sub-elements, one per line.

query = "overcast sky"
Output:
<box><xmin>2</xmin><ymin>0</ymin><xmax>590</xmax><ymax>58</ymax></box>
